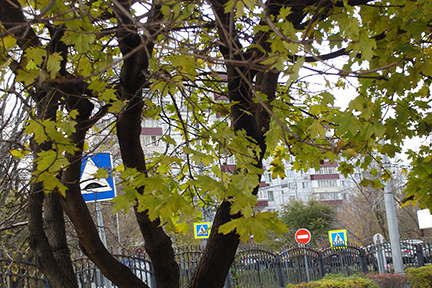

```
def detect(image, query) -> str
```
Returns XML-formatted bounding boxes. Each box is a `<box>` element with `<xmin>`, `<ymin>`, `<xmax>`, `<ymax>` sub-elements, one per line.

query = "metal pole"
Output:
<box><xmin>383</xmin><ymin>154</ymin><xmax>404</xmax><ymax>274</ymax></box>
<box><xmin>304</xmin><ymin>253</ymin><xmax>310</xmax><ymax>282</ymax></box>
<box><xmin>116</xmin><ymin>213</ymin><xmax>121</xmax><ymax>246</ymax></box>
<box><xmin>96</xmin><ymin>201</ymin><xmax>112</xmax><ymax>287</ymax></box>
<box><xmin>224</xmin><ymin>270</ymin><xmax>233</xmax><ymax>288</ymax></box>
<box><xmin>96</xmin><ymin>202</ymin><xmax>107</xmax><ymax>247</ymax></box>
<box><xmin>298</xmin><ymin>243</ymin><xmax>310</xmax><ymax>282</ymax></box>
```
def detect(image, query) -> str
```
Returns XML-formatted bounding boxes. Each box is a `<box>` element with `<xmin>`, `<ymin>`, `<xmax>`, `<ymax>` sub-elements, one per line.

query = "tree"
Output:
<box><xmin>280</xmin><ymin>200</ymin><xmax>336</xmax><ymax>246</ymax></box>
<box><xmin>338</xmin><ymin>160</ymin><xmax>431</xmax><ymax>246</ymax></box>
<box><xmin>2</xmin><ymin>0</ymin><xmax>432</xmax><ymax>288</ymax></box>
<box><xmin>0</xmin><ymin>80</ymin><xmax>30</xmax><ymax>249</ymax></box>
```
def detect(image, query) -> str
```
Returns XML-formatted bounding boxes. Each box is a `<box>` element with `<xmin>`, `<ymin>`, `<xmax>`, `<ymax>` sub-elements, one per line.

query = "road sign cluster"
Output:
<box><xmin>294</xmin><ymin>228</ymin><xmax>349</xmax><ymax>247</ymax></box>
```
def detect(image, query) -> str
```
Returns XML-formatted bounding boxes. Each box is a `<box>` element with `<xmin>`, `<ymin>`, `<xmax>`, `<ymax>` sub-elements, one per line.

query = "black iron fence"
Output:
<box><xmin>0</xmin><ymin>249</ymin><xmax>50</xmax><ymax>288</ymax></box>
<box><xmin>2</xmin><ymin>240</ymin><xmax>432</xmax><ymax>288</ymax></box>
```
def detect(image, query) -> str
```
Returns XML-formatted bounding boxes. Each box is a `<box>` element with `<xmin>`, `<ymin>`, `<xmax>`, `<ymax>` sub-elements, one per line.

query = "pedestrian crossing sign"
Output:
<box><xmin>194</xmin><ymin>222</ymin><xmax>211</xmax><ymax>239</ymax></box>
<box><xmin>328</xmin><ymin>229</ymin><xmax>348</xmax><ymax>247</ymax></box>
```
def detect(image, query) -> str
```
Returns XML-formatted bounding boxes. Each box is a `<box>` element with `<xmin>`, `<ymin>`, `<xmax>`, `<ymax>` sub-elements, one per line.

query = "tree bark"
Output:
<box><xmin>114</xmin><ymin>1</ymin><xmax>180</xmax><ymax>287</ymax></box>
<box><xmin>43</xmin><ymin>193</ymin><xmax>77</xmax><ymax>285</ymax></box>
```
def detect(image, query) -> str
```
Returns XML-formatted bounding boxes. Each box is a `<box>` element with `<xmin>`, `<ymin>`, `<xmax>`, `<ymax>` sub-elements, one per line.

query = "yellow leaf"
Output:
<box><xmin>9</xmin><ymin>149</ymin><xmax>28</xmax><ymax>159</ymax></box>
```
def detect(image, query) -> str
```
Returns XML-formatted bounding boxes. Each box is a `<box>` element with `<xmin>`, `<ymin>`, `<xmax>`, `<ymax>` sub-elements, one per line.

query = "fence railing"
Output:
<box><xmin>2</xmin><ymin>240</ymin><xmax>432</xmax><ymax>288</ymax></box>
<box><xmin>0</xmin><ymin>249</ymin><xmax>50</xmax><ymax>288</ymax></box>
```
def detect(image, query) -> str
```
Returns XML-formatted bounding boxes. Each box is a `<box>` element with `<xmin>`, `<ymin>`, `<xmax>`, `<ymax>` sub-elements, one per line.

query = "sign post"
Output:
<box><xmin>295</xmin><ymin>228</ymin><xmax>311</xmax><ymax>282</ymax></box>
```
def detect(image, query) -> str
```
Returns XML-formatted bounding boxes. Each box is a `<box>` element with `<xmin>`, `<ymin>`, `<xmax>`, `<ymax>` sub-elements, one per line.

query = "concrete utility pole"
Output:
<box><xmin>383</xmin><ymin>153</ymin><xmax>404</xmax><ymax>274</ymax></box>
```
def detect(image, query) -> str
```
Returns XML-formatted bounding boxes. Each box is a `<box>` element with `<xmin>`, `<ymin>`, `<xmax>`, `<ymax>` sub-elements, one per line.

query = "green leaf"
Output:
<box><xmin>46</xmin><ymin>53</ymin><xmax>63</xmax><ymax>79</ymax></box>
<box><xmin>37</xmin><ymin>172</ymin><xmax>68</xmax><ymax>196</ymax></box>
<box><xmin>58</xmin><ymin>120</ymin><xmax>77</xmax><ymax>136</ymax></box>
<box><xmin>77</xmin><ymin>57</ymin><xmax>93</xmax><ymax>76</ymax></box>
<box><xmin>183</xmin><ymin>147</ymin><xmax>214</xmax><ymax>166</ymax></box>
<box><xmin>25</xmin><ymin>119</ymin><xmax>49</xmax><ymax>144</ymax></box>
<box><xmin>62</xmin><ymin>32</ymin><xmax>96</xmax><ymax>53</ymax></box>
<box><xmin>112</xmin><ymin>194</ymin><xmax>135</xmax><ymax>214</ymax></box>
<box><xmin>16</xmin><ymin>69</ymin><xmax>39</xmax><ymax>86</ymax></box>
<box><xmin>88</xmin><ymin>80</ymin><xmax>107</xmax><ymax>93</ymax></box>
<box><xmin>36</xmin><ymin>150</ymin><xmax>68</xmax><ymax>173</ymax></box>
<box><xmin>1</xmin><ymin>35</ymin><xmax>16</xmax><ymax>50</ymax></box>
<box><xmin>321</xmin><ymin>91</ymin><xmax>335</xmax><ymax>106</ymax></box>
<box><xmin>308</xmin><ymin>121</ymin><xmax>326</xmax><ymax>138</ymax></box>
<box><xmin>243</xmin><ymin>0</ymin><xmax>256</xmax><ymax>10</ymax></box>
<box><xmin>26</xmin><ymin>47</ymin><xmax>46</xmax><ymax>66</ymax></box>
<box><xmin>93</xmin><ymin>168</ymin><xmax>109</xmax><ymax>179</ymax></box>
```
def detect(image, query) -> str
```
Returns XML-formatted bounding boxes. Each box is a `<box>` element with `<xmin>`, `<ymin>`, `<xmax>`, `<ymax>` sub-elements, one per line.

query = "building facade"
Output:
<box><xmin>257</xmin><ymin>160</ymin><xmax>353</xmax><ymax>212</ymax></box>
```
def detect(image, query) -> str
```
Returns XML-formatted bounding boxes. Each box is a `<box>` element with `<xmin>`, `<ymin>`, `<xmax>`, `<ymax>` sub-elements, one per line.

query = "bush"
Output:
<box><xmin>406</xmin><ymin>265</ymin><xmax>432</xmax><ymax>288</ymax></box>
<box><xmin>286</xmin><ymin>274</ymin><xmax>379</xmax><ymax>288</ymax></box>
<box><xmin>366</xmin><ymin>273</ymin><xmax>409</xmax><ymax>288</ymax></box>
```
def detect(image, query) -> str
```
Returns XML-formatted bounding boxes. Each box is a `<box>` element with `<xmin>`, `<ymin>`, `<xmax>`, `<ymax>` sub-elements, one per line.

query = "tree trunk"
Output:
<box><xmin>43</xmin><ymin>193</ymin><xmax>77</xmax><ymax>285</ymax></box>
<box><xmin>188</xmin><ymin>201</ymin><xmax>240</xmax><ymax>288</ymax></box>
<box><xmin>189</xmin><ymin>1</ymin><xmax>281</xmax><ymax>286</ymax></box>
<box><xmin>114</xmin><ymin>2</ymin><xmax>180</xmax><ymax>287</ymax></box>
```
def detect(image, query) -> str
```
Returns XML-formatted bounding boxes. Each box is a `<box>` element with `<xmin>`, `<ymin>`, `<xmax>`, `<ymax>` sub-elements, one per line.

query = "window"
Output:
<box><xmin>302</xmin><ymin>182</ymin><xmax>308</xmax><ymax>189</ymax></box>
<box><xmin>318</xmin><ymin>192</ymin><xmax>342</xmax><ymax>200</ymax></box>
<box><xmin>266</xmin><ymin>173</ymin><xmax>272</xmax><ymax>183</ymax></box>
<box><xmin>226</xmin><ymin>155</ymin><xmax>236</xmax><ymax>164</ymax></box>
<box><xmin>317</xmin><ymin>179</ymin><xmax>337</xmax><ymax>187</ymax></box>
<box><xmin>268</xmin><ymin>191</ymin><xmax>274</xmax><ymax>201</ymax></box>
<box><xmin>258</xmin><ymin>190</ymin><xmax>267</xmax><ymax>200</ymax></box>
<box><xmin>143</xmin><ymin>136</ymin><xmax>160</xmax><ymax>146</ymax></box>
<box><xmin>289</xmin><ymin>182</ymin><xmax>295</xmax><ymax>189</ymax></box>
<box><xmin>142</xmin><ymin>118</ymin><xmax>159</xmax><ymax>127</ymax></box>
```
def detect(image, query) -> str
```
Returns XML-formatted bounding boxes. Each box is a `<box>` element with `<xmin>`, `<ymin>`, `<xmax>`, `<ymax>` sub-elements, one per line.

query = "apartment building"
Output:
<box><xmin>257</xmin><ymin>160</ymin><xmax>352</xmax><ymax>212</ymax></box>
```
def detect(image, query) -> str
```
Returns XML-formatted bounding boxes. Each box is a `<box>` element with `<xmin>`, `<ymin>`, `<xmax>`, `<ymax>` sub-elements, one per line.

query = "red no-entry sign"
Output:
<box><xmin>295</xmin><ymin>228</ymin><xmax>311</xmax><ymax>245</ymax></box>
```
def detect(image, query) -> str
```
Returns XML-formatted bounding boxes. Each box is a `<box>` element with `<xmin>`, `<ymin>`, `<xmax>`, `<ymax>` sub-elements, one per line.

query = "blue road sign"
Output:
<box><xmin>80</xmin><ymin>153</ymin><xmax>116</xmax><ymax>202</ymax></box>
<box><xmin>328</xmin><ymin>229</ymin><xmax>348</xmax><ymax>247</ymax></box>
<box><xmin>194</xmin><ymin>222</ymin><xmax>210</xmax><ymax>239</ymax></box>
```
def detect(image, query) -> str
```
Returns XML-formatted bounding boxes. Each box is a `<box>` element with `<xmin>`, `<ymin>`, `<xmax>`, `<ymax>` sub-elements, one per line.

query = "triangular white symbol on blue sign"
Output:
<box><xmin>333</xmin><ymin>233</ymin><xmax>345</xmax><ymax>245</ymax></box>
<box><xmin>80</xmin><ymin>158</ymin><xmax>111</xmax><ymax>194</ymax></box>
<box><xmin>197</xmin><ymin>225</ymin><xmax>207</xmax><ymax>235</ymax></box>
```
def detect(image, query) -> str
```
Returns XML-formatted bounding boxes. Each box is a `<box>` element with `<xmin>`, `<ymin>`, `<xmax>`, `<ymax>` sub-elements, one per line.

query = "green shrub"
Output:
<box><xmin>406</xmin><ymin>265</ymin><xmax>432</xmax><ymax>288</ymax></box>
<box><xmin>286</xmin><ymin>274</ymin><xmax>379</xmax><ymax>288</ymax></box>
<box><xmin>366</xmin><ymin>273</ymin><xmax>409</xmax><ymax>288</ymax></box>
